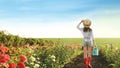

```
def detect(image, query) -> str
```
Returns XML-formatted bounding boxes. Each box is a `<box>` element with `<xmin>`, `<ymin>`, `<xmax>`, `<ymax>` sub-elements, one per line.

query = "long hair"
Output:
<box><xmin>83</xmin><ymin>27</ymin><xmax>92</xmax><ymax>32</ymax></box>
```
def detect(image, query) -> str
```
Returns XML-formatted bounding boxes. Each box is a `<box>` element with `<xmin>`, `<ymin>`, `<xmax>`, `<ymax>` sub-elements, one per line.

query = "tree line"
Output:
<box><xmin>0</xmin><ymin>31</ymin><xmax>49</xmax><ymax>46</ymax></box>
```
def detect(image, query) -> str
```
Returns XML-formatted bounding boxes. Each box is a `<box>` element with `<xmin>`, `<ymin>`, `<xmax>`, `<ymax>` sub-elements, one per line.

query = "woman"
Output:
<box><xmin>77</xmin><ymin>19</ymin><xmax>95</xmax><ymax>68</ymax></box>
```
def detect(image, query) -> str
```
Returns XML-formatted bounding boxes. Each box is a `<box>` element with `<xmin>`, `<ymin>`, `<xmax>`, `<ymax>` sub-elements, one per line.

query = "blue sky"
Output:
<box><xmin>0</xmin><ymin>0</ymin><xmax>120</xmax><ymax>38</ymax></box>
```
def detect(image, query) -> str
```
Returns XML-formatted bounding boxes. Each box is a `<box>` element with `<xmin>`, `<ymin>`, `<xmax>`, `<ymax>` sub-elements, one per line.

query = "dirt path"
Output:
<box><xmin>63</xmin><ymin>52</ymin><xmax>109</xmax><ymax>68</ymax></box>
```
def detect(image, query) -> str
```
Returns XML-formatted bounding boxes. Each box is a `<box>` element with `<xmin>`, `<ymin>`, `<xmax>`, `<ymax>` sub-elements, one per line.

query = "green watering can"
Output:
<box><xmin>92</xmin><ymin>46</ymin><xmax>99</xmax><ymax>56</ymax></box>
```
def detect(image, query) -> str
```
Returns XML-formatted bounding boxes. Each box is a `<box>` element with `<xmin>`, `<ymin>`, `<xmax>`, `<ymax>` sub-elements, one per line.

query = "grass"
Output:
<box><xmin>42</xmin><ymin>38</ymin><xmax>120</xmax><ymax>47</ymax></box>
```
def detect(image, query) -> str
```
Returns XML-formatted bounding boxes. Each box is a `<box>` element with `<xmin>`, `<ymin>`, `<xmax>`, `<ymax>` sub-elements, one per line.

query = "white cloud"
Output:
<box><xmin>73</xmin><ymin>8</ymin><xmax>120</xmax><ymax>38</ymax></box>
<box><xmin>1</xmin><ymin>13</ymin><xmax>120</xmax><ymax>38</ymax></box>
<box><xmin>0</xmin><ymin>17</ymin><xmax>80</xmax><ymax>38</ymax></box>
<box><xmin>89</xmin><ymin>9</ymin><xmax>120</xmax><ymax>38</ymax></box>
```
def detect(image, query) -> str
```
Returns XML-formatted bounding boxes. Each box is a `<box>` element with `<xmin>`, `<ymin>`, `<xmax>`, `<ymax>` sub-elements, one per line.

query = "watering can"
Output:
<box><xmin>92</xmin><ymin>46</ymin><xmax>99</xmax><ymax>56</ymax></box>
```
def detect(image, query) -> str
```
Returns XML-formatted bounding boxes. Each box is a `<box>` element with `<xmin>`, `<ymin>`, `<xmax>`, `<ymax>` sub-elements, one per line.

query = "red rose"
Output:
<box><xmin>17</xmin><ymin>62</ymin><xmax>25</xmax><ymax>68</ymax></box>
<box><xmin>0</xmin><ymin>54</ymin><xmax>10</xmax><ymax>63</ymax></box>
<box><xmin>0</xmin><ymin>46</ymin><xmax>9</xmax><ymax>53</ymax></box>
<box><xmin>20</xmin><ymin>55</ymin><xmax>27</xmax><ymax>62</ymax></box>
<box><xmin>9</xmin><ymin>63</ymin><xmax>16</xmax><ymax>68</ymax></box>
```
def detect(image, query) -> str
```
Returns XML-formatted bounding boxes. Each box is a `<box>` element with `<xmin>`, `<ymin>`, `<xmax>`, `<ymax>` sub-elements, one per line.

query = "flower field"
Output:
<box><xmin>0</xmin><ymin>38</ymin><xmax>82</xmax><ymax>68</ymax></box>
<box><xmin>0</xmin><ymin>31</ymin><xmax>120</xmax><ymax>68</ymax></box>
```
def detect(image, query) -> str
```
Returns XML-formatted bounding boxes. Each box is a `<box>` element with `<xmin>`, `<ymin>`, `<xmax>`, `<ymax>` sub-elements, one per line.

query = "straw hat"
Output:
<box><xmin>83</xmin><ymin>19</ymin><xmax>91</xmax><ymax>28</ymax></box>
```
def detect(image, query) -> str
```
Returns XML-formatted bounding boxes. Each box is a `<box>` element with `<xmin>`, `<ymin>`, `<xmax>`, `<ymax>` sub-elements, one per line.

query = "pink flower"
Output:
<box><xmin>0</xmin><ymin>54</ymin><xmax>10</xmax><ymax>63</ymax></box>
<box><xmin>17</xmin><ymin>62</ymin><xmax>25</xmax><ymax>68</ymax></box>
<box><xmin>0</xmin><ymin>46</ymin><xmax>9</xmax><ymax>53</ymax></box>
<box><xmin>20</xmin><ymin>55</ymin><xmax>27</xmax><ymax>62</ymax></box>
<box><xmin>9</xmin><ymin>63</ymin><xmax>16</xmax><ymax>68</ymax></box>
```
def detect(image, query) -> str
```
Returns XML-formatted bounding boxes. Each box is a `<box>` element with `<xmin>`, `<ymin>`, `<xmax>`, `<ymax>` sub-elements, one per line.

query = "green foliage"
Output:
<box><xmin>101</xmin><ymin>46</ymin><xmax>120</xmax><ymax>68</ymax></box>
<box><xmin>0</xmin><ymin>31</ymin><xmax>47</xmax><ymax>46</ymax></box>
<box><xmin>31</xmin><ymin>42</ymin><xmax>81</xmax><ymax>68</ymax></box>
